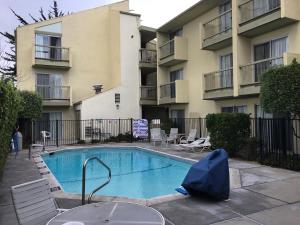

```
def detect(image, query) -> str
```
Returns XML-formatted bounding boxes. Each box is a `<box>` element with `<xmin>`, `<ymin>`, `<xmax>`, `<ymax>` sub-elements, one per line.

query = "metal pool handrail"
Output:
<box><xmin>82</xmin><ymin>156</ymin><xmax>112</xmax><ymax>205</ymax></box>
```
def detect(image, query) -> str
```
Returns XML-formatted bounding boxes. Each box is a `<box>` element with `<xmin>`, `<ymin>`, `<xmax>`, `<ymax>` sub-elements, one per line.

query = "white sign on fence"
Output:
<box><xmin>133</xmin><ymin>119</ymin><xmax>148</xmax><ymax>138</ymax></box>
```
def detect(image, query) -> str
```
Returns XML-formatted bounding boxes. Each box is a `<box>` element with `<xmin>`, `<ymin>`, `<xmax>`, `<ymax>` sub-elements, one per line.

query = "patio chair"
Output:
<box><xmin>166</xmin><ymin>128</ymin><xmax>178</xmax><ymax>145</ymax></box>
<box><xmin>179</xmin><ymin>136</ymin><xmax>211</xmax><ymax>152</ymax></box>
<box><xmin>179</xmin><ymin>129</ymin><xmax>197</xmax><ymax>144</ymax></box>
<box><xmin>150</xmin><ymin>128</ymin><xmax>163</xmax><ymax>146</ymax></box>
<box><xmin>11</xmin><ymin>178</ymin><xmax>67</xmax><ymax>225</ymax></box>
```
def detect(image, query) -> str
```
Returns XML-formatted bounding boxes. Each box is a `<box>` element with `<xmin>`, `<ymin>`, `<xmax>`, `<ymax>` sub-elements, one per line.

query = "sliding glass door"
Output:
<box><xmin>37</xmin><ymin>74</ymin><xmax>63</xmax><ymax>100</ymax></box>
<box><xmin>35</xmin><ymin>34</ymin><xmax>62</xmax><ymax>60</ymax></box>
<box><xmin>219</xmin><ymin>1</ymin><xmax>231</xmax><ymax>33</ymax></box>
<box><xmin>253</xmin><ymin>0</ymin><xmax>280</xmax><ymax>18</ymax></box>
<box><xmin>170</xmin><ymin>69</ymin><xmax>183</xmax><ymax>98</ymax></box>
<box><xmin>254</xmin><ymin>37</ymin><xmax>287</xmax><ymax>82</ymax></box>
<box><xmin>220</xmin><ymin>53</ymin><xmax>233</xmax><ymax>88</ymax></box>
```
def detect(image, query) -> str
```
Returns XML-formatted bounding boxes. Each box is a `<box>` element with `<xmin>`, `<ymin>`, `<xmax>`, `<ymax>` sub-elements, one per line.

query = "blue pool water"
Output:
<box><xmin>42</xmin><ymin>147</ymin><xmax>192</xmax><ymax>199</ymax></box>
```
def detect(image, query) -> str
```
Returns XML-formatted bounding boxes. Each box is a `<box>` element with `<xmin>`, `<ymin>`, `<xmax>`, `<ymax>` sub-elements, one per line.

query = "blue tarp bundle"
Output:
<box><xmin>182</xmin><ymin>149</ymin><xmax>230</xmax><ymax>200</ymax></box>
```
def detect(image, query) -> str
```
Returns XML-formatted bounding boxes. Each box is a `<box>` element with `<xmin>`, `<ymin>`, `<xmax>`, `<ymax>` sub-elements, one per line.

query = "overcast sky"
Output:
<box><xmin>0</xmin><ymin>0</ymin><xmax>200</xmax><ymax>49</ymax></box>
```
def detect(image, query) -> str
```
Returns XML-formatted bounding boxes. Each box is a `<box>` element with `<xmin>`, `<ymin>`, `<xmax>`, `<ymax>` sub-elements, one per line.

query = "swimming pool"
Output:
<box><xmin>42</xmin><ymin>147</ymin><xmax>192</xmax><ymax>199</ymax></box>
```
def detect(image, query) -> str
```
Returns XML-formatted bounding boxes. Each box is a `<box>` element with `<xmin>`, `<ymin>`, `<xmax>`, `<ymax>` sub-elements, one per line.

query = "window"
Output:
<box><xmin>255</xmin><ymin>105</ymin><xmax>273</xmax><ymax>118</ymax></box>
<box><xmin>253</xmin><ymin>0</ymin><xmax>280</xmax><ymax>18</ymax></box>
<box><xmin>170</xmin><ymin>110</ymin><xmax>185</xmax><ymax>133</ymax></box>
<box><xmin>36</xmin><ymin>74</ymin><xmax>63</xmax><ymax>99</ymax></box>
<box><xmin>170</xmin><ymin>110</ymin><xmax>185</xmax><ymax>118</ymax></box>
<box><xmin>170</xmin><ymin>69</ymin><xmax>183</xmax><ymax>82</ymax></box>
<box><xmin>170</xmin><ymin>69</ymin><xmax>183</xmax><ymax>98</ymax></box>
<box><xmin>39</xmin><ymin>112</ymin><xmax>63</xmax><ymax>140</ymax></box>
<box><xmin>220</xmin><ymin>53</ymin><xmax>233</xmax><ymax>88</ymax></box>
<box><xmin>115</xmin><ymin>93</ymin><xmax>120</xmax><ymax>104</ymax></box>
<box><xmin>254</xmin><ymin>37</ymin><xmax>287</xmax><ymax>82</ymax></box>
<box><xmin>219</xmin><ymin>0</ymin><xmax>232</xmax><ymax>33</ymax></box>
<box><xmin>221</xmin><ymin>106</ymin><xmax>247</xmax><ymax>113</ymax></box>
<box><xmin>35</xmin><ymin>33</ymin><xmax>62</xmax><ymax>60</ymax></box>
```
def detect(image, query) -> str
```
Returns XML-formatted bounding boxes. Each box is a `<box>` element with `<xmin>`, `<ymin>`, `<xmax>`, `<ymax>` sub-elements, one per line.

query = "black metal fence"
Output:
<box><xmin>27</xmin><ymin>117</ymin><xmax>300</xmax><ymax>171</ymax></box>
<box><xmin>32</xmin><ymin>119</ymin><xmax>136</xmax><ymax>146</ymax></box>
<box><xmin>256</xmin><ymin>118</ymin><xmax>300</xmax><ymax>171</ymax></box>
<box><xmin>30</xmin><ymin>118</ymin><xmax>208</xmax><ymax>147</ymax></box>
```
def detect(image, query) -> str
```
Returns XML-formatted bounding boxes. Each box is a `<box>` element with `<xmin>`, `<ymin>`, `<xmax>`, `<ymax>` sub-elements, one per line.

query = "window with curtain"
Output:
<box><xmin>170</xmin><ymin>69</ymin><xmax>183</xmax><ymax>98</ymax></box>
<box><xmin>255</xmin><ymin>105</ymin><xmax>273</xmax><ymax>118</ymax></box>
<box><xmin>37</xmin><ymin>74</ymin><xmax>63</xmax><ymax>99</ymax></box>
<box><xmin>38</xmin><ymin>112</ymin><xmax>63</xmax><ymax>141</ymax></box>
<box><xmin>253</xmin><ymin>0</ymin><xmax>280</xmax><ymax>18</ymax></box>
<box><xmin>219</xmin><ymin>0</ymin><xmax>232</xmax><ymax>33</ymax></box>
<box><xmin>35</xmin><ymin>34</ymin><xmax>62</xmax><ymax>60</ymax></box>
<box><xmin>170</xmin><ymin>69</ymin><xmax>183</xmax><ymax>82</ymax></box>
<box><xmin>254</xmin><ymin>37</ymin><xmax>287</xmax><ymax>82</ymax></box>
<box><xmin>220</xmin><ymin>53</ymin><xmax>233</xmax><ymax>88</ymax></box>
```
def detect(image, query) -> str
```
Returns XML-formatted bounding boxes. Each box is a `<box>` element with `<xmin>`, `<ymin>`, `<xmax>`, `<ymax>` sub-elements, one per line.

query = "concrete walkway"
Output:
<box><xmin>1</xmin><ymin>145</ymin><xmax>300</xmax><ymax>225</ymax></box>
<box><xmin>0</xmin><ymin>150</ymin><xmax>41</xmax><ymax>225</ymax></box>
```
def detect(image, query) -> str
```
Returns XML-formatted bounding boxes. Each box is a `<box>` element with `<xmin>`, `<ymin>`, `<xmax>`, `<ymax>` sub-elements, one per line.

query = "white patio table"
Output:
<box><xmin>47</xmin><ymin>202</ymin><xmax>165</xmax><ymax>225</ymax></box>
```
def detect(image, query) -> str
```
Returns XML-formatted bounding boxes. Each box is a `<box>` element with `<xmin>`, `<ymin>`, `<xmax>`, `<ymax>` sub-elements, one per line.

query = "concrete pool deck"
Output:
<box><xmin>1</xmin><ymin>143</ymin><xmax>300</xmax><ymax>225</ymax></box>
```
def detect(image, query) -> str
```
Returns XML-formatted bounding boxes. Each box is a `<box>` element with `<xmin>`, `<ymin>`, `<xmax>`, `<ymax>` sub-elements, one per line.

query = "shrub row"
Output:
<box><xmin>0</xmin><ymin>83</ymin><xmax>42</xmax><ymax>177</ymax></box>
<box><xmin>0</xmin><ymin>80</ymin><xmax>21</xmax><ymax>176</ymax></box>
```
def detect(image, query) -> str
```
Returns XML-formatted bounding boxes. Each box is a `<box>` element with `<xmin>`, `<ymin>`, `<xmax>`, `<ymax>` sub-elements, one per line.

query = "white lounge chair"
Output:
<box><xmin>166</xmin><ymin>128</ymin><xmax>178</xmax><ymax>145</ymax></box>
<box><xmin>151</xmin><ymin>128</ymin><xmax>163</xmax><ymax>146</ymax></box>
<box><xmin>179</xmin><ymin>136</ymin><xmax>211</xmax><ymax>152</ymax></box>
<box><xmin>179</xmin><ymin>129</ymin><xmax>197</xmax><ymax>144</ymax></box>
<box><xmin>11</xmin><ymin>178</ymin><xmax>67</xmax><ymax>225</ymax></box>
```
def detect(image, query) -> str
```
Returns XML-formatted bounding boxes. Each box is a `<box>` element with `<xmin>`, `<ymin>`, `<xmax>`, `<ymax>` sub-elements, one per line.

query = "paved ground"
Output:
<box><xmin>1</xmin><ymin>144</ymin><xmax>300</xmax><ymax>225</ymax></box>
<box><xmin>0</xmin><ymin>151</ymin><xmax>41</xmax><ymax>225</ymax></box>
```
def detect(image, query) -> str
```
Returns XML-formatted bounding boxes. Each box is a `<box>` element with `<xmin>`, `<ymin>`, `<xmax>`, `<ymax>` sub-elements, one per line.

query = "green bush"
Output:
<box><xmin>18</xmin><ymin>90</ymin><xmax>42</xmax><ymax>119</ymax></box>
<box><xmin>0</xmin><ymin>80</ymin><xmax>21</xmax><ymax>175</ymax></box>
<box><xmin>261</xmin><ymin>59</ymin><xmax>300</xmax><ymax>117</ymax></box>
<box><xmin>206</xmin><ymin>113</ymin><xmax>251</xmax><ymax>156</ymax></box>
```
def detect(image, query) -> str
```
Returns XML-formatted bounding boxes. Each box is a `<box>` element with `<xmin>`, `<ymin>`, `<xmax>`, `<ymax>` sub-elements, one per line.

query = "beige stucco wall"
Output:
<box><xmin>16</xmin><ymin>1</ymin><xmax>129</xmax><ymax>120</ymax></box>
<box><xmin>282</xmin><ymin>0</ymin><xmax>300</xmax><ymax>21</ymax></box>
<box><xmin>80</xmin><ymin>13</ymin><xmax>141</xmax><ymax>120</ymax></box>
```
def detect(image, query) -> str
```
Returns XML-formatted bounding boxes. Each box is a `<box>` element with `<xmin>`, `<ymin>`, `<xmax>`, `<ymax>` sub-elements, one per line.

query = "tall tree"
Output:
<box><xmin>0</xmin><ymin>1</ymin><xmax>67</xmax><ymax>81</ymax></box>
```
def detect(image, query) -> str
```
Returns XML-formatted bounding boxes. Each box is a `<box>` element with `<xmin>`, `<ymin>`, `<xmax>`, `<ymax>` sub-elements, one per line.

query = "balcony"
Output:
<box><xmin>33</xmin><ymin>45</ymin><xmax>71</xmax><ymax>69</ymax></box>
<box><xmin>238</xmin><ymin>0</ymin><xmax>297</xmax><ymax>37</ymax></box>
<box><xmin>203</xmin><ymin>68</ymin><xmax>234</xmax><ymax>100</ymax></box>
<box><xmin>139</xmin><ymin>49</ymin><xmax>157</xmax><ymax>70</ymax></box>
<box><xmin>140</xmin><ymin>49</ymin><xmax>157</xmax><ymax>73</ymax></box>
<box><xmin>202</xmin><ymin>10</ymin><xmax>232</xmax><ymax>50</ymax></box>
<box><xmin>36</xmin><ymin>85</ymin><xmax>71</xmax><ymax>106</ymax></box>
<box><xmin>159</xmin><ymin>37</ymin><xmax>188</xmax><ymax>67</ymax></box>
<box><xmin>159</xmin><ymin>80</ymin><xmax>189</xmax><ymax>105</ymax></box>
<box><xmin>140</xmin><ymin>86</ymin><xmax>157</xmax><ymax>105</ymax></box>
<box><xmin>239</xmin><ymin>57</ymin><xmax>283</xmax><ymax>96</ymax></box>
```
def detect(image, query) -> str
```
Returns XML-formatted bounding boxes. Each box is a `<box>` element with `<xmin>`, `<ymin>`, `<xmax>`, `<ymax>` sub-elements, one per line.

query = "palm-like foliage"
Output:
<box><xmin>0</xmin><ymin>1</ymin><xmax>67</xmax><ymax>81</ymax></box>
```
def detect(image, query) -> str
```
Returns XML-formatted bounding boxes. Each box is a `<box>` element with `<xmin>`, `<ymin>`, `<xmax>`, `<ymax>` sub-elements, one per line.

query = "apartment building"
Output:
<box><xmin>16</xmin><ymin>0</ymin><xmax>164</xmax><ymax>126</ymax></box>
<box><xmin>157</xmin><ymin>0</ymin><xmax>300</xmax><ymax>119</ymax></box>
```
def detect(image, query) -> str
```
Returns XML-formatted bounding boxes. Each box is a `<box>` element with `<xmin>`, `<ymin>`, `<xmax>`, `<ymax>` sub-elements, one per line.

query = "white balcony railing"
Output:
<box><xmin>35</xmin><ymin>45</ymin><xmax>70</xmax><ymax>61</ymax></box>
<box><xmin>203</xmin><ymin>10</ymin><xmax>232</xmax><ymax>41</ymax></box>
<box><xmin>159</xmin><ymin>39</ymin><xmax>174</xmax><ymax>59</ymax></box>
<box><xmin>240</xmin><ymin>57</ymin><xmax>283</xmax><ymax>86</ymax></box>
<box><xmin>239</xmin><ymin>0</ymin><xmax>281</xmax><ymax>24</ymax></box>
<box><xmin>204</xmin><ymin>68</ymin><xmax>233</xmax><ymax>91</ymax></box>
<box><xmin>140</xmin><ymin>86</ymin><xmax>157</xmax><ymax>100</ymax></box>
<box><xmin>160</xmin><ymin>82</ymin><xmax>176</xmax><ymax>98</ymax></box>
<box><xmin>36</xmin><ymin>85</ymin><xmax>70</xmax><ymax>100</ymax></box>
<box><xmin>140</xmin><ymin>49</ymin><xmax>157</xmax><ymax>64</ymax></box>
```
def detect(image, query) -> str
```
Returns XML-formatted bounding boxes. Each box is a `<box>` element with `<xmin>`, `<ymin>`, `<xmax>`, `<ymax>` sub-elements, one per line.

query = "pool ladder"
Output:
<box><xmin>82</xmin><ymin>156</ymin><xmax>112</xmax><ymax>205</ymax></box>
